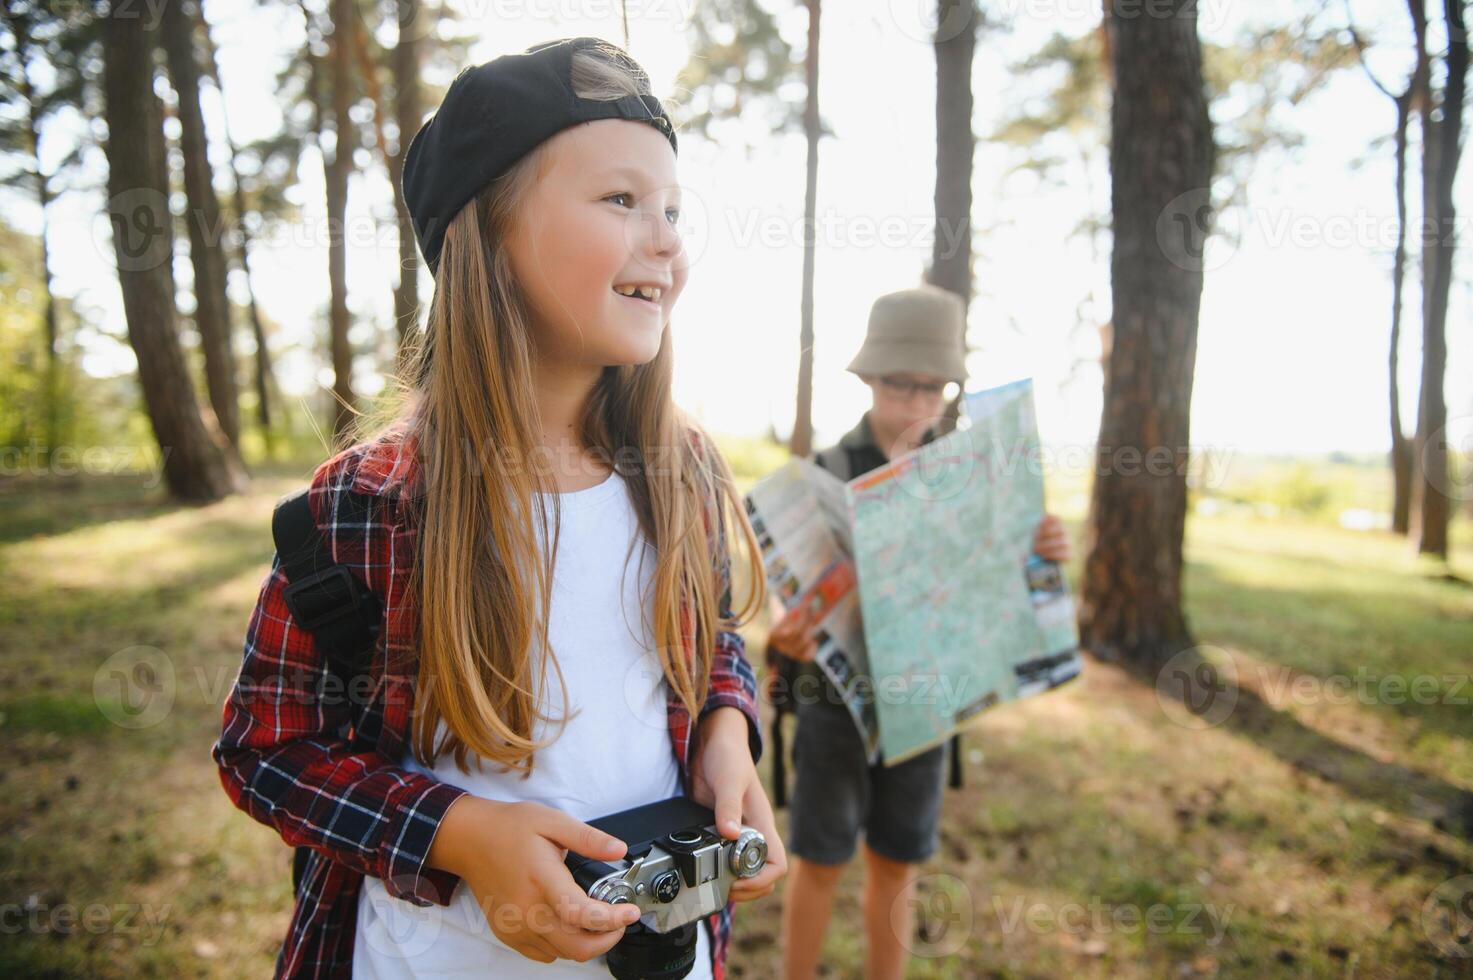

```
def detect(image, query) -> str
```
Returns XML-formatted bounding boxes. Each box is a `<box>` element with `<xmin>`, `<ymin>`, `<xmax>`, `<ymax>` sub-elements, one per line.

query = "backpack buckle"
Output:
<box><xmin>283</xmin><ymin>565</ymin><xmax>361</xmax><ymax>631</ymax></box>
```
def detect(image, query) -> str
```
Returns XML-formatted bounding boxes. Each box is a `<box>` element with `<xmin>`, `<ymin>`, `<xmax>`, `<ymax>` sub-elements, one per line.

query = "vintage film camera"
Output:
<box><xmin>565</xmin><ymin>796</ymin><xmax>768</xmax><ymax>980</ymax></box>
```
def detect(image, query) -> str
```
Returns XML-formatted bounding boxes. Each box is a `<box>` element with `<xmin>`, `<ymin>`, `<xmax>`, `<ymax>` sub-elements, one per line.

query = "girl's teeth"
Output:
<box><xmin>614</xmin><ymin>285</ymin><xmax>661</xmax><ymax>301</ymax></box>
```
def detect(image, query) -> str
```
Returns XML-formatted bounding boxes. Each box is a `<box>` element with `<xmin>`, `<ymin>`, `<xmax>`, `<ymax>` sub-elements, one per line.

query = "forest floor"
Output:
<box><xmin>2</xmin><ymin>451</ymin><xmax>1470</xmax><ymax>978</ymax></box>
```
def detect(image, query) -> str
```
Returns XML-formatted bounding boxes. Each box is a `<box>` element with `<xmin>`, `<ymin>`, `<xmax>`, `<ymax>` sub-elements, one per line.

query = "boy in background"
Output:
<box><xmin>769</xmin><ymin>285</ymin><xmax>1072</xmax><ymax>979</ymax></box>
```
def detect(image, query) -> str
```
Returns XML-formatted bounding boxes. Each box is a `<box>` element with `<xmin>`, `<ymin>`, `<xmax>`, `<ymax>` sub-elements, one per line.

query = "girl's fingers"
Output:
<box><xmin>714</xmin><ymin>781</ymin><xmax>786</xmax><ymax>903</ymax></box>
<box><xmin>532</xmin><ymin>866</ymin><xmax>638</xmax><ymax>934</ymax></box>
<box><xmin>536</xmin><ymin>807</ymin><xmax>627</xmax><ymax>861</ymax></box>
<box><xmin>543</xmin><ymin>918</ymin><xmax>628</xmax><ymax>963</ymax></box>
<box><xmin>561</xmin><ymin>891</ymin><xmax>642</xmax><ymax>933</ymax></box>
<box><xmin>506</xmin><ymin>930</ymin><xmax>559</xmax><ymax>963</ymax></box>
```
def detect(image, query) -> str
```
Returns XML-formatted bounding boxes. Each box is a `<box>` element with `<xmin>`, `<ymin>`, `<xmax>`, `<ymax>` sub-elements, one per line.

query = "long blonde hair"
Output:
<box><xmin>345</xmin><ymin>42</ymin><xmax>764</xmax><ymax>776</ymax></box>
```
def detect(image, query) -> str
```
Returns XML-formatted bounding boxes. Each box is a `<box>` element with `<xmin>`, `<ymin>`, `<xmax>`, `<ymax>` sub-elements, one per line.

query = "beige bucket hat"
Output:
<box><xmin>845</xmin><ymin>284</ymin><xmax>970</xmax><ymax>383</ymax></box>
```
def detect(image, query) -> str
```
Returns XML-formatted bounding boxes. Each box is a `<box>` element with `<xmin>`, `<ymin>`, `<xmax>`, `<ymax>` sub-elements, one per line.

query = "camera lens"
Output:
<box><xmin>605</xmin><ymin>920</ymin><xmax>698</xmax><ymax>980</ymax></box>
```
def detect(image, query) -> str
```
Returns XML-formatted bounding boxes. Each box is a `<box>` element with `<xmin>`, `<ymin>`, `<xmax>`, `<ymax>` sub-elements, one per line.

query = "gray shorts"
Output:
<box><xmin>786</xmin><ymin>692</ymin><xmax>947</xmax><ymax>866</ymax></box>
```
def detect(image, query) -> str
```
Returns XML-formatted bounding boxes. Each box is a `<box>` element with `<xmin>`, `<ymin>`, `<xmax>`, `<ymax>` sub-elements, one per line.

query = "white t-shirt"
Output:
<box><xmin>354</xmin><ymin>471</ymin><xmax>712</xmax><ymax>979</ymax></box>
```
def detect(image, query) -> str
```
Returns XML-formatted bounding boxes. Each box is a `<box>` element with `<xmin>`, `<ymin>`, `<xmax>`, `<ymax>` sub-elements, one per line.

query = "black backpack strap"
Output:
<box><xmin>270</xmin><ymin>486</ymin><xmax>385</xmax><ymax>894</ymax></box>
<box><xmin>771</xmin><ymin>709</ymin><xmax>787</xmax><ymax>809</ymax></box>
<box><xmin>271</xmin><ymin>487</ymin><xmax>384</xmax><ymax>684</ymax></box>
<box><xmin>949</xmin><ymin>731</ymin><xmax>963</xmax><ymax>789</ymax></box>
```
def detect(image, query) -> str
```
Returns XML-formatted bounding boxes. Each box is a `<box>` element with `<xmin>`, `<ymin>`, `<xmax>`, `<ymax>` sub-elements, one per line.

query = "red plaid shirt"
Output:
<box><xmin>213</xmin><ymin>421</ymin><xmax>762</xmax><ymax>978</ymax></box>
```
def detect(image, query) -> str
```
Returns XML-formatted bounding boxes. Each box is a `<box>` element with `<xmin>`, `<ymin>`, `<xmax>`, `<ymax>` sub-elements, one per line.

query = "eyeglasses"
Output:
<box><xmin>875</xmin><ymin>376</ymin><xmax>947</xmax><ymax>399</ymax></box>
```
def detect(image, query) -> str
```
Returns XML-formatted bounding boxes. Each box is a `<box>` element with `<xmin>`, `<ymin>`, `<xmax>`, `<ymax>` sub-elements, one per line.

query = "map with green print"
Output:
<box><xmin>847</xmin><ymin>378</ymin><xmax>1081</xmax><ymax>764</ymax></box>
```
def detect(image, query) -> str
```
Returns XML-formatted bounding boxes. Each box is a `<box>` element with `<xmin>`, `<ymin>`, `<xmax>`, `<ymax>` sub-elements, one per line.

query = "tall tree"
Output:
<box><xmin>791</xmin><ymin>0</ymin><xmax>820</xmax><ymax>458</ymax></box>
<box><xmin>390</xmin><ymin>0</ymin><xmax>424</xmax><ymax>365</ymax></box>
<box><xmin>242</xmin><ymin>0</ymin><xmax>470</xmax><ymax>440</ymax></box>
<box><xmin>1413</xmin><ymin>0</ymin><xmax>1468</xmax><ymax>558</ymax></box>
<box><xmin>197</xmin><ymin>6</ymin><xmax>281</xmax><ymax>456</ymax></box>
<box><xmin>1348</xmin><ymin>0</ymin><xmax>1430</xmax><ymax>536</ymax></box>
<box><xmin>0</xmin><ymin>0</ymin><xmax>92</xmax><ymax>461</ymax></box>
<box><xmin>992</xmin><ymin>16</ymin><xmax>1354</xmax><ymax>403</ymax></box>
<box><xmin>325</xmin><ymin>0</ymin><xmax>359</xmax><ymax>438</ymax></box>
<box><xmin>676</xmin><ymin>0</ymin><xmax>812</xmax><ymax>447</ymax></box>
<box><xmin>101</xmin><ymin>0</ymin><xmax>243</xmax><ymax>501</ymax></box>
<box><xmin>1079</xmin><ymin>0</ymin><xmax>1215</xmax><ymax>667</ymax></box>
<box><xmin>928</xmin><ymin>0</ymin><xmax>979</xmax><ymax>436</ymax></box>
<box><xmin>929</xmin><ymin>0</ymin><xmax>977</xmax><ymax>304</ymax></box>
<box><xmin>160</xmin><ymin>0</ymin><xmax>243</xmax><ymax>455</ymax></box>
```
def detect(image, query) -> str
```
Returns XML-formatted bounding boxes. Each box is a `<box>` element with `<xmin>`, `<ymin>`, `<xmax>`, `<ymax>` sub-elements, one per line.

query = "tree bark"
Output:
<box><xmin>1080</xmin><ymin>0</ymin><xmax>1214</xmax><ymax>668</ymax></box>
<box><xmin>930</xmin><ymin>0</ymin><xmax>977</xmax><ymax>434</ymax></box>
<box><xmin>160</xmin><ymin>0</ymin><xmax>243</xmax><ymax>455</ymax></box>
<box><xmin>101</xmin><ymin>0</ymin><xmax>243</xmax><ymax>502</ymax></box>
<box><xmin>790</xmin><ymin>0</ymin><xmax>820</xmax><ymax>458</ymax></box>
<box><xmin>326</xmin><ymin>0</ymin><xmax>359</xmax><ymax>439</ymax></box>
<box><xmin>391</xmin><ymin>0</ymin><xmax>424</xmax><ymax>369</ymax></box>
<box><xmin>197</xmin><ymin>3</ymin><xmax>280</xmax><ymax>455</ymax></box>
<box><xmin>1412</xmin><ymin>0</ymin><xmax>1466</xmax><ymax>559</ymax></box>
<box><xmin>4</xmin><ymin>3</ymin><xmax>65</xmax><ymax>462</ymax></box>
<box><xmin>930</xmin><ymin>0</ymin><xmax>975</xmax><ymax>303</ymax></box>
<box><xmin>1388</xmin><ymin>88</ymin><xmax>1414</xmax><ymax>535</ymax></box>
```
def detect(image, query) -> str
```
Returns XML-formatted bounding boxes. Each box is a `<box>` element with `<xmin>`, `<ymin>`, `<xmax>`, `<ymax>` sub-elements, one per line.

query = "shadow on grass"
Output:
<box><xmin>1118</xmin><ymin>650</ymin><xmax>1473</xmax><ymax>853</ymax></box>
<box><xmin>1184</xmin><ymin>559</ymin><xmax>1473</xmax><ymax>756</ymax></box>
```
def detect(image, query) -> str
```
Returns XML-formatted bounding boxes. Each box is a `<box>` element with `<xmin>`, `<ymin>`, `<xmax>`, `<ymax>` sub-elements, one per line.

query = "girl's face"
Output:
<box><xmin>504</xmin><ymin>118</ymin><xmax>687</xmax><ymax>370</ymax></box>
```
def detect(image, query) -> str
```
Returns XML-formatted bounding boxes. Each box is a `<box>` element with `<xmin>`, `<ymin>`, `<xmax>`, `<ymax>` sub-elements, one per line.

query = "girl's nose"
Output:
<box><xmin>647</xmin><ymin>203</ymin><xmax>681</xmax><ymax>257</ymax></box>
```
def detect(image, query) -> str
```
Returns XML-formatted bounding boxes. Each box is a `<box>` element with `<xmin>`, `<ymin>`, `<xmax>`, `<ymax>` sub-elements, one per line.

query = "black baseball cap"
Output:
<box><xmin>400</xmin><ymin>36</ymin><xmax>678</xmax><ymax>278</ymax></box>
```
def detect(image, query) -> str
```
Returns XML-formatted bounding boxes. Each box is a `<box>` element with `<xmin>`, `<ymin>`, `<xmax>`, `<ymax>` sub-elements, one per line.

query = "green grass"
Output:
<box><xmin>0</xmin><ymin>454</ymin><xmax>1469</xmax><ymax>978</ymax></box>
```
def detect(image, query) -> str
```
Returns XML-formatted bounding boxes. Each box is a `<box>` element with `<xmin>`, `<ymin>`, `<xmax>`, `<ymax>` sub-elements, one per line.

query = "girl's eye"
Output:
<box><xmin>606</xmin><ymin>193</ymin><xmax>679</xmax><ymax>224</ymax></box>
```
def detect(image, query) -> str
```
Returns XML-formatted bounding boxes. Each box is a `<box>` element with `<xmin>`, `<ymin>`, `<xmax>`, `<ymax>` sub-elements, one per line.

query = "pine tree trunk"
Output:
<box><xmin>1412</xmin><ymin>0</ymin><xmax>1466</xmax><ymax>559</ymax></box>
<box><xmin>1080</xmin><ymin>0</ymin><xmax>1214</xmax><ymax>669</ymax></box>
<box><xmin>392</xmin><ymin>0</ymin><xmax>424</xmax><ymax>368</ymax></box>
<box><xmin>5</xmin><ymin>7</ymin><xmax>66</xmax><ymax>462</ymax></box>
<box><xmin>102</xmin><ymin>2</ymin><xmax>243</xmax><ymax>503</ymax></box>
<box><xmin>930</xmin><ymin>0</ymin><xmax>976</xmax><ymax>434</ymax></box>
<box><xmin>1388</xmin><ymin>89</ymin><xmax>1414</xmax><ymax>535</ymax></box>
<box><xmin>160</xmin><ymin>0</ymin><xmax>243</xmax><ymax>455</ymax></box>
<box><xmin>326</xmin><ymin>0</ymin><xmax>358</xmax><ymax>439</ymax></box>
<box><xmin>791</xmin><ymin>0</ymin><xmax>820</xmax><ymax>458</ymax></box>
<box><xmin>930</xmin><ymin>0</ymin><xmax>975</xmax><ymax>303</ymax></box>
<box><xmin>197</xmin><ymin>6</ymin><xmax>279</xmax><ymax>456</ymax></box>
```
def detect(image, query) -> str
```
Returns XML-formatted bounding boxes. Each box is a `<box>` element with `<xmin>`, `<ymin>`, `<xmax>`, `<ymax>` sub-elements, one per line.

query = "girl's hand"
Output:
<box><xmin>1032</xmin><ymin>513</ymin><xmax>1072</xmax><ymax>563</ymax></box>
<box><xmin>427</xmin><ymin>796</ymin><xmax>642</xmax><ymax>964</ymax></box>
<box><xmin>768</xmin><ymin>604</ymin><xmax>819</xmax><ymax>662</ymax></box>
<box><xmin>688</xmin><ymin>706</ymin><xmax>788</xmax><ymax>902</ymax></box>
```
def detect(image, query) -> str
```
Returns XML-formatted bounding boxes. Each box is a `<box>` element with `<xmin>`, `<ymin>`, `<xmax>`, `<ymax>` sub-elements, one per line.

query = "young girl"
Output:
<box><xmin>214</xmin><ymin>37</ymin><xmax>784</xmax><ymax>979</ymax></box>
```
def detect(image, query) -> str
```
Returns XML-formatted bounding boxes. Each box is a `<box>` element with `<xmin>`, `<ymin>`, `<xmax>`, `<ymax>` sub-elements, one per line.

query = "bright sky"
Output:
<box><xmin>14</xmin><ymin>0</ymin><xmax>1472</xmax><ymax>455</ymax></box>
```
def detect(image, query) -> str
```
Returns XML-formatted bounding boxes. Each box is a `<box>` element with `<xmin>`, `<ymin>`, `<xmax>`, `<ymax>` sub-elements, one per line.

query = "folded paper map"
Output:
<box><xmin>745</xmin><ymin>378</ymin><xmax>1082</xmax><ymax>765</ymax></box>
